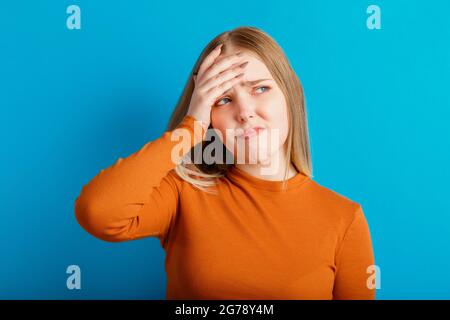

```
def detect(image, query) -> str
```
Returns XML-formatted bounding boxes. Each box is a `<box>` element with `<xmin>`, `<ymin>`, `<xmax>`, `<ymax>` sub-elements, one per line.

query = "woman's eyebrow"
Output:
<box><xmin>244</xmin><ymin>78</ymin><xmax>272</xmax><ymax>86</ymax></box>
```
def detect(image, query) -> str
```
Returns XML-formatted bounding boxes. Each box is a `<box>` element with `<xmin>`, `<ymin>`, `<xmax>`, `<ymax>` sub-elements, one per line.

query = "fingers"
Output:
<box><xmin>207</xmin><ymin>73</ymin><xmax>245</xmax><ymax>100</ymax></box>
<box><xmin>202</xmin><ymin>61</ymin><xmax>249</xmax><ymax>92</ymax></box>
<box><xmin>198</xmin><ymin>53</ymin><xmax>246</xmax><ymax>85</ymax></box>
<box><xmin>196</xmin><ymin>44</ymin><xmax>223</xmax><ymax>82</ymax></box>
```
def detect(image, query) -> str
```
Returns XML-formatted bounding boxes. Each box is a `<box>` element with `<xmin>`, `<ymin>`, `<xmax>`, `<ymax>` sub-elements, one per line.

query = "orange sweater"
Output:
<box><xmin>74</xmin><ymin>115</ymin><xmax>376</xmax><ymax>300</ymax></box>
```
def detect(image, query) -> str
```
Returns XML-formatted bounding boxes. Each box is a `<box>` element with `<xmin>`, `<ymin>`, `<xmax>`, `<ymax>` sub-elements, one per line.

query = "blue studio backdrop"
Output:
<box><xmin>1</xmin><ymin>1</ymin><xmax>449</xmax><ymax>299</ymax></box>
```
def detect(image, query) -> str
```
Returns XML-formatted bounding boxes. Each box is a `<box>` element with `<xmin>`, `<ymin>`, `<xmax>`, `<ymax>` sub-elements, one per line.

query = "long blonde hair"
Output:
<box><xmin>167</xmin><ymin>26</ymin><xmax>313</xmax><ymax>193</ymax></box>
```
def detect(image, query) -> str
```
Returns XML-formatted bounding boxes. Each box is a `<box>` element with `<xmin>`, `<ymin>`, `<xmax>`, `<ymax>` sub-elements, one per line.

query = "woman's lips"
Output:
<box><xmin>237</xmin><ymin>127</ymin><xmax>265</xmax><ymax>139</ymax></box>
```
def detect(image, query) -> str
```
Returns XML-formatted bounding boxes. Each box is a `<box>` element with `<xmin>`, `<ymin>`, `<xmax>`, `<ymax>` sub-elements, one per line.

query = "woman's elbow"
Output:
<box><xmin>74</xmin><ymin>193</ymin><xmax>122</xmax><ymax>243</ymax></box>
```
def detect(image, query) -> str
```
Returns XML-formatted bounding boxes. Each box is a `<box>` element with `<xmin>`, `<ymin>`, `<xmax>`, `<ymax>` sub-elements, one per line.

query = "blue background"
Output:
<box><xmin>1</xmin><ymin>0</ymin><xmax>449</xmax><ymax>299</ymax></box>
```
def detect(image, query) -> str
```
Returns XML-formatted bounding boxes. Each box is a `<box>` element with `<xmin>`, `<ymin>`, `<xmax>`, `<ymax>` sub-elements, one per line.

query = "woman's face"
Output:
<box><xmin>210</xmin><ymin>49</ymin><xmax>290</xmax><ymax>165</ymax></box>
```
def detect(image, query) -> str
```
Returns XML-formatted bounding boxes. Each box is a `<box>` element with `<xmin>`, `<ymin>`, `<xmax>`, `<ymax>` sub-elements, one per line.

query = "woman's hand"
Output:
<box><xmin>187</xmin><ymin>44</ymin><xmax>249</xmax><ymax>130</ymax></box>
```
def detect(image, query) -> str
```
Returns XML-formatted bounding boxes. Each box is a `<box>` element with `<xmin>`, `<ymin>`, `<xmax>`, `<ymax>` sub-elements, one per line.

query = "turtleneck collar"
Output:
<box><xmin>225</xmin><ymin>165</ymin><xmax>310</xmax><ymax>192</ymax></box>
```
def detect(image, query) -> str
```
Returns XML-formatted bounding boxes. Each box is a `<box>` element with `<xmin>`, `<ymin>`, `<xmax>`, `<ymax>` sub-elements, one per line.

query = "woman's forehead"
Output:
<box><xmin>237</xmin><ymin>57</ymin><xmax>273</xmax><ymax>82</ymax></box>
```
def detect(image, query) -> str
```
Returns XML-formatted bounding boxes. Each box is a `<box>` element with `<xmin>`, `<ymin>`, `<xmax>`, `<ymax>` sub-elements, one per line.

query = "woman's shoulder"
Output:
<box><xmin>304</xmin><ymin>178</ymin><xmax>363</xmax><ymax>221</ymax></box>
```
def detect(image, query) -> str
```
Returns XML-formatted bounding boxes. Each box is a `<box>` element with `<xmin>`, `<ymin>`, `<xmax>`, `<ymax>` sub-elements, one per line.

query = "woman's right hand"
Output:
<box><xmin>186</xmin><ymin>44</ymin><xmax>249</xmax><ymax>130</ymax></box>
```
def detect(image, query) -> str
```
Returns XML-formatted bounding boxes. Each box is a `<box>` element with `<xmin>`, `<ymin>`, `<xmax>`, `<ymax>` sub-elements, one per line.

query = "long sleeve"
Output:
<box><xmin>332</xmin><ymin>205</ymin><xmax>376</xmax><ymax>300</ymax></box>
<box><xmin>74</xmin><ymin>114</ymin><xmax>205</xmax><ymax>244</ymax></box>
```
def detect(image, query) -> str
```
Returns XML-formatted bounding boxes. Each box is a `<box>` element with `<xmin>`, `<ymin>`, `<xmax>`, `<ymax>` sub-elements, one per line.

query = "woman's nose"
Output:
<box><xmin>235</xmin><ymin>98</ymin><xmax>255</xmax><ymax>123</ymax></box>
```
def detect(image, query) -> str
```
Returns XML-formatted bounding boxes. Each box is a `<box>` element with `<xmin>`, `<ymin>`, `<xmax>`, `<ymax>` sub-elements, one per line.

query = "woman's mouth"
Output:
<box><xmin>236</xmin><ymin>126</ymin><xmax>265</xmax><ymax>139</ymax></box>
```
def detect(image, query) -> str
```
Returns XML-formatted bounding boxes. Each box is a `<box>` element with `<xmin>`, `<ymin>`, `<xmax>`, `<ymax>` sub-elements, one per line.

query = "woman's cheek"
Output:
<box><xmin>264</xmin><ymin>94</ymin><xmax>289</xmax><ymax>148</ymax></box>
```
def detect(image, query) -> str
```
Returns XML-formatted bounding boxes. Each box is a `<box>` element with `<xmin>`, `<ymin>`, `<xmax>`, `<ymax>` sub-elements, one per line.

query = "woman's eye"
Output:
<box><xmin>214</xmin><ymin>86</ymin><xmax>270</xmax><ymax>107</ymax></box>
<box><xmin>216</xmin><ymin>97</ymin><xmax>231</xmax><ymax>106</ymax></box>
<box><xmin>255</xmin><ymin>86</ymin><xmax>270</xmax><ymax>94</ymax></box>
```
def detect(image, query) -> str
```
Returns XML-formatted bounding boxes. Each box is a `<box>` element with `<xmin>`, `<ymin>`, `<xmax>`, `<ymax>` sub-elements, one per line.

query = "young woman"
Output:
<box><xmin>75</xmin><ymin>26</ymin><xmax>376</xmax><ymax>300</ymax></box>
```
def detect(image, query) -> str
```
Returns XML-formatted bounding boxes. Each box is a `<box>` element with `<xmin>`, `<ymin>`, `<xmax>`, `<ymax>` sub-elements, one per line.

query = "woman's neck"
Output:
<box><xmin>234</xmin><ymin>148</ymin><xmax>298</xmax><ymax>181</ymax></box>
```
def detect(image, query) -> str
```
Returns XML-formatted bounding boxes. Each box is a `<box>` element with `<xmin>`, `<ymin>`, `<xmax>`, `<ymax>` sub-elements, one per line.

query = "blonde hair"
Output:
<box><xmin>167</xmin><ymin>26</ymin><xmax>313</xmax><ymax>194</ymax></box>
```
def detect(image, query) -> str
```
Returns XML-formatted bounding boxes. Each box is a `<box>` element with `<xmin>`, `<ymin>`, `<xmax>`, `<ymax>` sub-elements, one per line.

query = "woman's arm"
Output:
<box><xmin>74</xmin><ymin>114</ymin><xmax>205</xmax><ymax>244</ymax></box>
<box><xmin>332</xmin><ymin>205</ymin><xmax>376</xmax><ymax>300</ymax></box>
<box><xmin>75</xmin><ymin>44</ymin><xmax>246</xmax><ymax>245</ymax></box>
